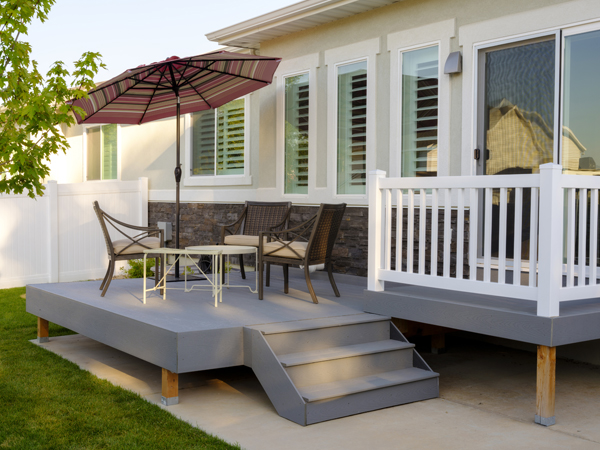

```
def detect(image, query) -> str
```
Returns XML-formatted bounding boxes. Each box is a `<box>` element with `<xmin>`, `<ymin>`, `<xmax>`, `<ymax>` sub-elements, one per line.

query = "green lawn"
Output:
<box><xmin>0</xmin><ymin>287</ymin><xmax>240</xmax><ymax>450</ymax></box>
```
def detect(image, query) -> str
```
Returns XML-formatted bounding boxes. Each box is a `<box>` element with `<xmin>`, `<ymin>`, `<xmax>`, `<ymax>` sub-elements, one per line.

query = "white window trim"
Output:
<box><xmin>458</xmin><ymin>0</ymin><xmax>600</xmax><ymax>176</ymax></box>
<box><xmin>388</xmin><ymin>19</ymin><xmax>454</xmax><ymax>178</ymax></box>
<box><xmin>325</xmin><ymin>38</ymin><xmax>379</xmax><ymax>200</ymax></box>
<box><xmin>275</xmin><ymin>53</ymin><xmax>319</xmax><ymax>198</ymax></box>
<box><xmin>82</xmin><ymin>123</ymin><xmax>121</xmax><ymax>182</ymax></box>
<box><xmin>183</xmin><ymin>95</ymin><xmax>252</xmax><ymax>187</ymax></box>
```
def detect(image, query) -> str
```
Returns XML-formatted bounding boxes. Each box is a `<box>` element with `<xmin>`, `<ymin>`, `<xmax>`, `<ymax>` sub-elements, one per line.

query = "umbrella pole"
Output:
<box><xmin>174</xmin><ymin>94</ymin><xmax>181</xmax><ymax>278</ymax></box>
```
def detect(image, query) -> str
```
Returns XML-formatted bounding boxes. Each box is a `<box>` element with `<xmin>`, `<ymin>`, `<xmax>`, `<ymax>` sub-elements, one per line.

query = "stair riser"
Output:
<box><xmin>265</xmin><ymin>321</ymin><xmax>390</xmax><ymax>355</ymax></box>
<box><xmin>286</xmin><ymin>348</ymin><xmax>414</xmax><ymax>388</ymax></box>
<box><xmin>305</xmin><ymin>377</ymin><xmax>439</xmax><ymax>425</ymax></box>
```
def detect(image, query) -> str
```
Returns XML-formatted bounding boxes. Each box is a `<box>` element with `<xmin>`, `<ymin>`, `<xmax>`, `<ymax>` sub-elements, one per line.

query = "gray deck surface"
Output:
<box><xmin>26</xmin><ymin>269</ymin><xmax>370</xmax><ymax>373</ymax></box>
<box><xmin>365</xmin><ymin>283</ymin><xmax>600</xmax><ymax>346</ymax></box>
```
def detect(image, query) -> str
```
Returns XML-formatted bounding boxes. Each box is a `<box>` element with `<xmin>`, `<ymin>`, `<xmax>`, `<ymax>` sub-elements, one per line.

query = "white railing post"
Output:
<box><xmin>139</xmin><ymin>177</ymin><xmax>149</xmax><ymax>226</ymax></box>
<box><xmin>368</xmin><ymin>170</ymin><xmax>386</xmax><ymax>291</ymax></box>
<box><xmin>46</xmin><ymin>180</ymin><xmax>59</xmax><ymax>283</ymax></box>
<box><xmin>537</xmin><ymin>164</ymin><xmax>563</xmax><ymax>317</ymax></box>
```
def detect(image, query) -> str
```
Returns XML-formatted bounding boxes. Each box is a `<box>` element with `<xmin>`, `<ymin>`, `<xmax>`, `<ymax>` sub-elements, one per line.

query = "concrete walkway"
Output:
<box><xmin>34</xmin><ymin>333</ymin><xmax>600</xmax><ymax>449</ymax></box>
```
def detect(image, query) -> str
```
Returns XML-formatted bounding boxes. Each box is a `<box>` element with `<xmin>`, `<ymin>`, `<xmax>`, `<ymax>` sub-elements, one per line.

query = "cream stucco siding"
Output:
<box><xmin>50</xmin><ymin>0</ymin><xmax>599</xmax><ymax>206</ymax></box>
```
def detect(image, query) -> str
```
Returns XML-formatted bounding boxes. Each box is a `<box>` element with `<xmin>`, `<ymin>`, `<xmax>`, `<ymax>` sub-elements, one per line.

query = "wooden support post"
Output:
<box><xmin>431</xmin><ymin>333</ymin><xmax>446</xmax><ymax>354</ymax></box>
<box><xmin>37</xmin><ymin>318</ymin><xmax>49</xmax><ymax>343</ymax></box>
<box><xmin>535</xmin><ymin>345</ymin><xmax>556</xmax><ymax>426</ymax></box>
<box><xmin>161</xmin><ymin>368</ymin><xmax>179</xmax><ymax>406</ymax></box>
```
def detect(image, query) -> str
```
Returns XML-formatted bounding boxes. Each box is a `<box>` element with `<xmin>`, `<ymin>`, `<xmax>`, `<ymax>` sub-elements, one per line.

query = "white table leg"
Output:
<box><xmin>143</xmin><ymin>255</ymin><xmax>147</xmax><ymax>304</ymax></box>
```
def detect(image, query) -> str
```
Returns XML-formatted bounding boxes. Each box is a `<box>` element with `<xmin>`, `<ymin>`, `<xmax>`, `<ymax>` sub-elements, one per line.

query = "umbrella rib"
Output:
<box><xmin>80</xmin><ymin>65</ymin><xmax>164</xmax><ymax>123</ymax></box>
<box><xmin>175</xmin><ymin>59</ymin><xmax>274</xmax><ymax>84</ymax></box>
<box><xmin>172</xmin><ymin>63</ymin><xmax>213</xmax><ymax>110</ymax></box>
<box><xmin>138</xmin><ymin>69</ymin><xmax>166</xmax><ymax>125</ymax></box>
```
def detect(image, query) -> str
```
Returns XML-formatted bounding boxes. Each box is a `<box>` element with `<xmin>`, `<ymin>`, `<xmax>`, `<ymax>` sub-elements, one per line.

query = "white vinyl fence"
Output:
<box><xmin>0</xmin><ymin>178</ymin><xmax>148</xmax><ymax>289</ymax></box>
<box><xmin>368</xmin><ymin>164</ymin><xmax>600</xmax><ymax>317</ymax></box>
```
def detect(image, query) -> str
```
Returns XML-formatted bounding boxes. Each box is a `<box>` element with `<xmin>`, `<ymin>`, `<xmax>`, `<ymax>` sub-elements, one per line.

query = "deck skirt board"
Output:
<box><xmin>365</xmin><ymin>286</ymin><xmax>600</xmax><ymax>346</ymax></box>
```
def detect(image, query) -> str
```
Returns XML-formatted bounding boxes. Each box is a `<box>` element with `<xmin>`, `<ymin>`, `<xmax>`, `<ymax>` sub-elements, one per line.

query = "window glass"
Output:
<box><xmin>337</xmin><ymin>61</ymin><xmax>367</xmax><ymax>195</ymax></box>
<box><xmin>483</xmin><ymin>40</ymin><xmax>555</xmax><ymax>175</ymax></box>
<box><xmin>562</xmin><ymin>29</ymin><xmax>600</xmax><ymax>174</ymax></box>
<box><xmin>191</xmin><ymin>98</ymin><xmax>245</xmax><ymax>176</ymax></box>
<box><xmin>284</xmin><ymin>73</ymin><xmax>309</xmax><ymax>194</ymax></box>
<box><xmin>401</xmin><ymin>46</ymin><xmax>438</xmax><ymax>178</ymax></box>
<box><xmin>87</xmin><ymin>124</ymin><xmax>117</xmax><ymax>180</ymax></box>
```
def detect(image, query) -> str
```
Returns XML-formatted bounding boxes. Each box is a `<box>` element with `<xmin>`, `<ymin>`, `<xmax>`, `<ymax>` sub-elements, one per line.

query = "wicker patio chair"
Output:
<box><xmin>93</xmin><ymin>201</ymin><xmax>165</xmax><ymax>297</ymax></box>
<box><xmin>220</xmin><ymin>201</ymin><xmax>291</xmax><ymax>280</ymax></box>
<box><xmin>258</xmin><ymin>203</ymin><xmax>346</xmax><ymax>304</ymax></box>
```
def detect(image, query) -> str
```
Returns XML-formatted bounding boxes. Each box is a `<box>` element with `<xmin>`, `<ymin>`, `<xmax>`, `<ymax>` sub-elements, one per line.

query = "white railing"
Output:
<box><xmin>368</xmin><ymin>163</ymin><xmax>600</xmax><ymax>317</ymax></box>
<box><xmin>0</xmin><ymin>178</ymin><xmax>148</xmax><ymax>289</ymax></box>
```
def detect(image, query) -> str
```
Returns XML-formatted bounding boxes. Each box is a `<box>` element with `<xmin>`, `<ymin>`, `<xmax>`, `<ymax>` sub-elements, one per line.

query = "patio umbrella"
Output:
<box><xmin>70</xmin><ymin>51</ymin><xmax>281</xmax><ymax>277</ymax></box>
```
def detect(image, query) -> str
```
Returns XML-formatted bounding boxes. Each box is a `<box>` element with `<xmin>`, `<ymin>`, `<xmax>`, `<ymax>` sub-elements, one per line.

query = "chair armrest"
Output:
<box><xmin>220</xmin><ymin>208</ymin><xmax>247</xmax><ymax>243</ymax></box>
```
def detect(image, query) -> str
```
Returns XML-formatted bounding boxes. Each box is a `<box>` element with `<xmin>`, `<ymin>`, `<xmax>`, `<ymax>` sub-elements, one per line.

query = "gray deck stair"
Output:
<box><xmin>245</xmin><ymin>313</ymin><xmax>439</xmax><ymax>425</ymax></box>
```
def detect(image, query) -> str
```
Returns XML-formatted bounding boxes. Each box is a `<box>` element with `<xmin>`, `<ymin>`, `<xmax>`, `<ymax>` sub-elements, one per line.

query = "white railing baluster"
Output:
<box><xmin>529</xmin><ymin>187</ymin><xmax>539</xmax><ymax>288</ymax></box>
<box><xmin>431</xmin><ymin>189</ymin><xmax>439</xmax><ymax>277</ymax></box>
<box><xmin>456</xmin><ymin>189</ymin><xmax>464</xmax><ymax>280</ymax></box>
<box><xmin>419</xmin><ymin>189</ymin><xmax>427</xmax><ymax>274</ymax></box>
<box><xmin>590</xmin><ymin>189</ymin><xmax>598</xmax><ymax>285</ymax></box>
<box><xmin>578</xmin><ymin>188</ymin><xmax>588</xmax><ymax>286</ymax></box>
<box><xmin>443</xmin><ymin>189</ymin><xmax>451</xmax><ymax>278</ymax></box>
<box><xmin>566</xmin><ymin>188</ymin><xmax>576</xmax><ymax>287</ymax></box>
<box><xmin>484</xmin><ymin>188</ymin><xmax>493</xmax><ymax>283</ymax></box>
<box><xmin>498</xmin><ymin>188</ymin><xmax>508</xmax><ymax>284</ymax></box>
<box><xmin>469</xmin><ymin>188</ymin><xmax>479</xmax><ymax>281</ymax></box>
<box><xmin>407</xmin><ymin>189</ymin><xmax>415</xmax><ymax>274</ymax></box>
<box><xmin>395</xmin><ymin>188</ymin><xmax>402</xmax><ymax>272</ymax></box>
<box><xmin>513</xmin><ymin>187</ymin><xmax>523</xmax><ymax>286</ymax></box>
<box><xmin>384</xmin><ymin>188</ymin><xmax>392</xmax><ymax>271</ymax></box>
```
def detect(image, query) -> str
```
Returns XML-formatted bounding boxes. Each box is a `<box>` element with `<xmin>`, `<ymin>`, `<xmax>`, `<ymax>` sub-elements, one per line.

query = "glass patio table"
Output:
<box><xmin>185</xmin><ymin>245</ymin><xmax>258</xmax><ymax>294</ymax></box>
<box><xmin>142</xmin><ymin>247</ymin><xmax>223</xmax><ymax>307</ymax></box>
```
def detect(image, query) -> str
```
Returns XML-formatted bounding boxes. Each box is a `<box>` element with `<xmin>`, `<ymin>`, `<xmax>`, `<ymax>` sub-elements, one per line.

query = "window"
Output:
<box><xmin>401</xmin><ymin>46</ymin><xmax>439</xmax><ymax>178</ymax></box>
<box><xmin>337</xmin><ymin>61</ymin><xmax>367</xmax><ymax>195</ymax></box>
<box><xmin>87</xmin><ymin>124</ymin><xmax>118</xmax><ymax>181</ymax></box>
<box><xmin>562</xmin><ymin>28</ymin><xmax>600</xmax><ymax>175</ymax></box>
<box><xmin>191</xmin><ymin>98</ymin><xmax>245</xmax><ymax>177</ymax></box>
<box><xmin>284</xmin><ymin>73</ymin><xmax>309</xmax><ymax>195</ymax></box>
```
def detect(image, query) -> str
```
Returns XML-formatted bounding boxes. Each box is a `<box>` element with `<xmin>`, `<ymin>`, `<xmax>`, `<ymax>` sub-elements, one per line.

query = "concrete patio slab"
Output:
<box><xmin>34</xmin><ymin>333</ymin><xmax>600</xmax><ymax>450</ymax></box>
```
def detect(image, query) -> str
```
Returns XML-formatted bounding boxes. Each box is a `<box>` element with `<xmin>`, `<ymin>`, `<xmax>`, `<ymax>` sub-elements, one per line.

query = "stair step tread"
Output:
<box><xmin>299</xmin><ymin>367</ymin><xmax>439</xmax><ymax>403</ymax></box>
<box><xmin>279</xmin><ymin>340</ymin><xmax>414</xmax><ymax>367</ymax></box>
<box><xmin>248</xmin><ymin>313</ymin><xmax>390</xmax><ymax>335</ymax></box>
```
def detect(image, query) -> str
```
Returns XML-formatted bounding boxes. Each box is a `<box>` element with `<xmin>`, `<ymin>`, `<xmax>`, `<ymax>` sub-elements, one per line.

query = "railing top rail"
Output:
<box><xmin>560</xmin><ymin>174</ymin><xmax>600</xmax><ymax>189</ymax></box>
<box><xmin>378</xmin><ymin>174</ymin><xmax>541</xmax><ymax>190</ymax></box>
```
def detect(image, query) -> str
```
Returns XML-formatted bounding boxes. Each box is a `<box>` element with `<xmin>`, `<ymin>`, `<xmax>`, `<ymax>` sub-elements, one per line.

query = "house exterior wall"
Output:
<box><xmin>49</xmin><ymin>0</ymin><xmax>600</xmax><ymax>277</ymax></box>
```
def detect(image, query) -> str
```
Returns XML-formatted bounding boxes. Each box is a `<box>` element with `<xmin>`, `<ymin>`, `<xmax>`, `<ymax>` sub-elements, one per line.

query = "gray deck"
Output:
<box><xmin>364</xmin><ymin>283</ymin><xmax>600</xmax><ymax>347</ymax></box>
<box><xmin>26</xmin><ymin>269</ymin><xmax>369</xmax><ymax>374</ymax></box>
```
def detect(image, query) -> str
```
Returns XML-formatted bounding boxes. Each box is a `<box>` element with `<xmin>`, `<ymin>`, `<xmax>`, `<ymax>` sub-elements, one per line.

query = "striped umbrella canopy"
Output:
<box><xmin>70</xmin><ymin>51</ymin><xmax>281</xmax><ymax>277</ymax></box>
<box><xmin>71</xmin><ymin>51</ymin><xmax>281</xmax><ymax>124</ymax></box>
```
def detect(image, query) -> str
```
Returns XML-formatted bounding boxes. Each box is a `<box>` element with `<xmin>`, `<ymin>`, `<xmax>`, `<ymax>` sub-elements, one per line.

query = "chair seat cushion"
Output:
<box><xmin>113</xmin><ymin>237</ymin><xmax>161</xmax><ymax>255</ymax></box>
<box><xmin>224</xmin><ymin>234</ymin><xmax>266</xmax><ymax>247</ymax></box>
<box><xmin>262</xmin><ymin>241</ymin><xmax>308</xmax><ymax>259</ymax></box>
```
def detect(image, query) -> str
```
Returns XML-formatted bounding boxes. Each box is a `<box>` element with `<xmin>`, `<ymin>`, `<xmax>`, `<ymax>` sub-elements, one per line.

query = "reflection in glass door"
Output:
<box><xmin>478</xmin><ymin>38</ymin><xmax>556</xmax><ymax>260</ymax></box>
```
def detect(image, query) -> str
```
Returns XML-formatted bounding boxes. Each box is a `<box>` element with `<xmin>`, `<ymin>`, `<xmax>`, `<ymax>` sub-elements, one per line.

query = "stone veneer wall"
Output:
<box><xmin>148</xmin><ymin>202</ymin><xmax>469</xmax><ymax>278</ymax></box>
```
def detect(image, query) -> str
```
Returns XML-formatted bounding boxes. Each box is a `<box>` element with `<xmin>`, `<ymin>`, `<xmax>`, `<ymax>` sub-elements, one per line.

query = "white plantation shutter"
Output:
<box><xmin>337</xmin><ymin>61</ymin><xmax>367</xmax><ymax>195</ymax></box>
<box><xmin>191</xmin><ymin>98</ymin><xmax>245</xmax><ymax>176</ymax></box>
<box><xmin>284</xmin><ymin>73</ymin><xmax>309</xmax><ymax>194</ymax></box>
<box><xmin>401</xmin><ymin>46</ymin><xmax>438</xmax><ymax>178</ymax></box>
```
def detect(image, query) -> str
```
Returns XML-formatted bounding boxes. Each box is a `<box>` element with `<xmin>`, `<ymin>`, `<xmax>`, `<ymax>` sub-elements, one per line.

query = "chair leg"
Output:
<box><xmin>239</xmin><ymin>254</ymin><xmax>246</xmax><ymax>279</ymax></box>
<box><xmin>266</xmin><ymin>262</ymin><xmax>271</xmax><ymax>287</ymax></box>
<box><xmin>100</xmin><ymin>263</ymin><xmax>112</xmax><ymax>291</ymax></box>
<box><xmin>283</xmin><ymin>264</ymin><xmax>289</xmax><ymax>294</ymax></box>
<box><xmin>327</xmin><ymin>262</ymin><xmax>340</xmax><ymax>297</ymax></box>
<box><xmin>258</xmin><ymin>260</ymin><xmax>264</xmax><ymax>300</ymax></box>
<box><xmin>101</xmin><ymin>260</ymin><xmax>115</xmax><ymax>297</ymax></box>
<box><xmin>304</xmin><ymin>265</ymin><xmax>318</xmax><ymax>304</ymax></box>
